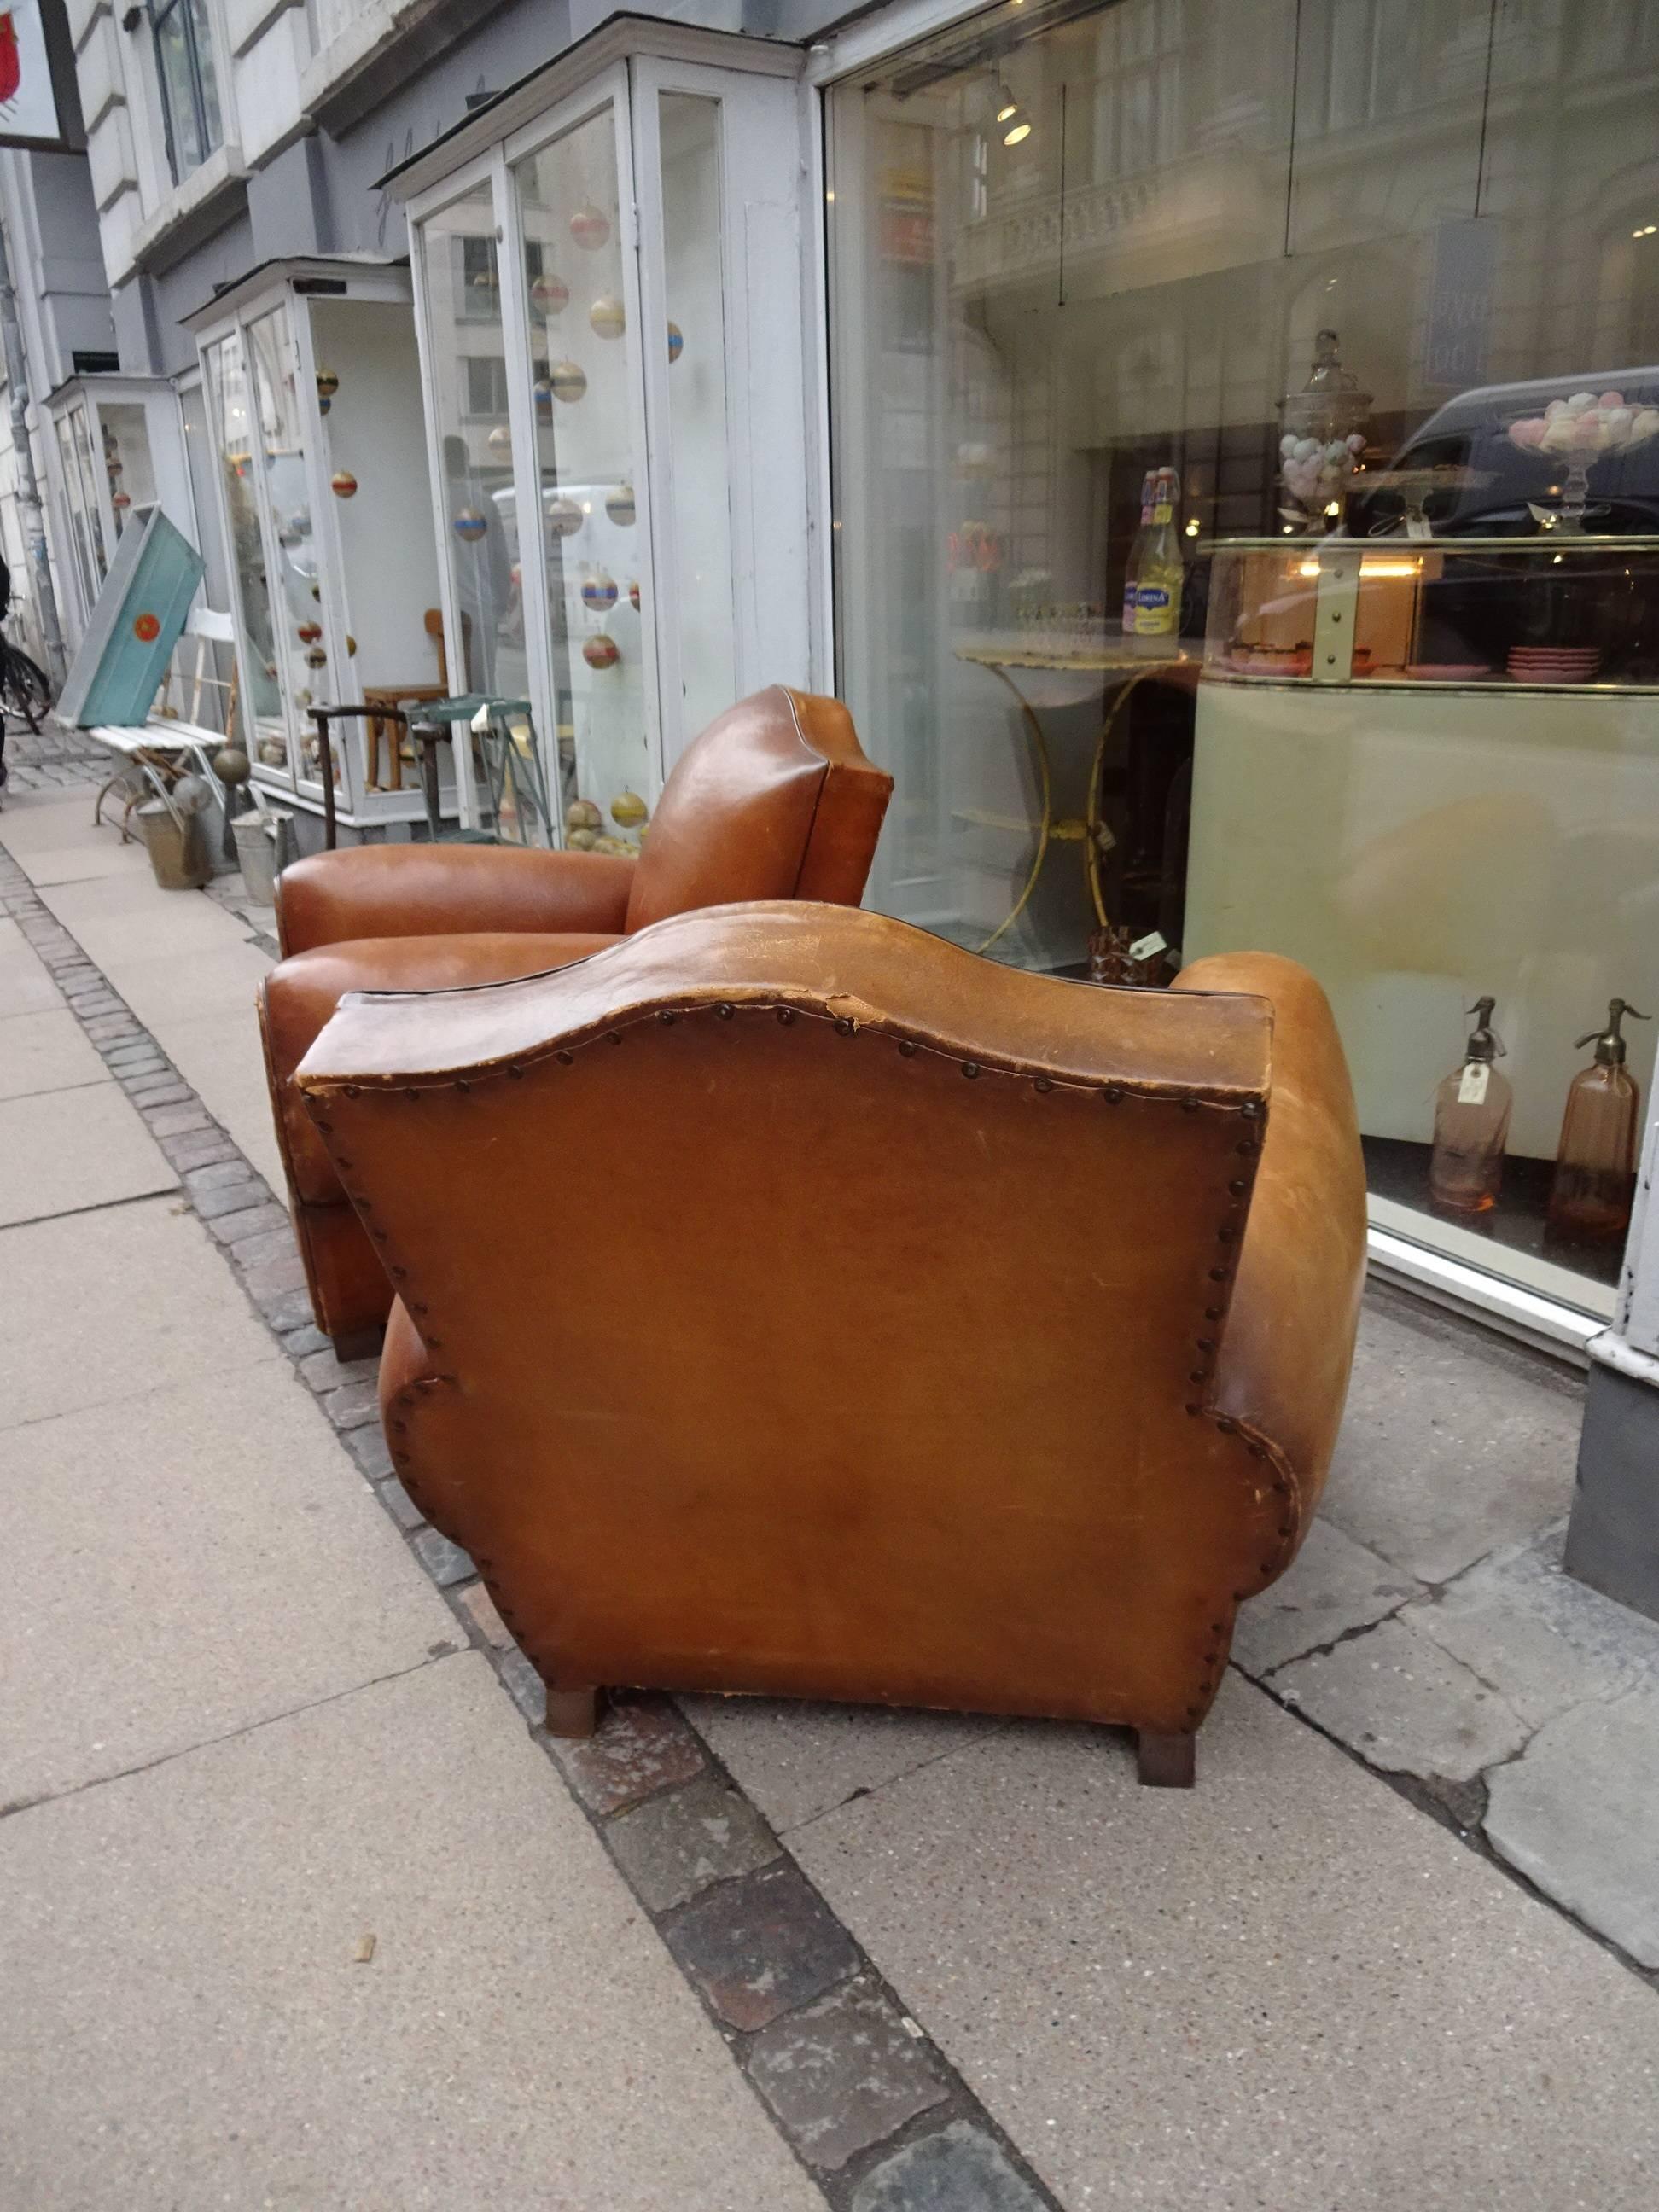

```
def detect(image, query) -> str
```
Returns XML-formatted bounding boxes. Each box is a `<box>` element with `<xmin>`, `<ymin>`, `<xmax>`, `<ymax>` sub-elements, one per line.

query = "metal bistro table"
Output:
<box><xmin>953</xmin><ymin>633</ymin><xmax>1200</xmax><ymax>953</ymax></box>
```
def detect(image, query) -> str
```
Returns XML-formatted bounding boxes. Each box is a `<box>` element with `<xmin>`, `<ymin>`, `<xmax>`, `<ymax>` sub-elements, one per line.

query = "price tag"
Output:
<box><xmin>1128</xmin><ymin>930</ymin><xmax>1167</xmax><ymax>963</ymax></box>
<box><xmin>1457</xmin><ymin>1061</ymin><xmax>1490</xmax><ymax>1105</ymax></box>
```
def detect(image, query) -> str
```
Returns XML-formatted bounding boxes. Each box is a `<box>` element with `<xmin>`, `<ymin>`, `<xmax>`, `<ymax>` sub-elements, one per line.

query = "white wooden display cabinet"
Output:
<box><xmin>183</xmin><ymin>259</ymin><xmax>451</xmax><ymax>837</ymax></box>
<box><xmin>43</xmin><ymin>375</ymin><xmax>194</xmax><ymax>643</ymax></box>
<box><xmin>388</xmin><ymin>19</ymin><xmax>815</xmax><ymax>853</ymax></box>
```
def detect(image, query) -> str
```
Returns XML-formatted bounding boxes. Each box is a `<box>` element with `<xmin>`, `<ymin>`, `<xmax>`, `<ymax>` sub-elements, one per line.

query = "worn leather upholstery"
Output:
<box><xmin>259</xmin><ymin>688</ymin><xmax>892</xmax><ymax>1345</ymax></box>
<box><xmin>296</xmin><ymin>903</ymin><xmax>1366</xmax><ymax>1778</ymax></box>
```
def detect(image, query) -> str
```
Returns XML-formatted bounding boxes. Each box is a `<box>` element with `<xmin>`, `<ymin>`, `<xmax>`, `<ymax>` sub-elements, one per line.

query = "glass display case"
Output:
<box><xmin>1204</xmin><ymin>535</ymin><xmax>1659</xmax><ymax>691</ymax></box>
<box><xmin>398</xmin><ymin>38</ymin><xmax>810</xmax><ymax>855</ymax></box>
<box><xmin>43</xmin><ymin>377</ymin><xmax>194</xmax><ymax>642</ymax></box>
<box><xmin>186</xmin><ymin>261</ymin><xmax>449</xmax><ymax>834</ymax></box>
<box><xmin>1191</xmin><ymin>533</ymin><xmax>1659</xmax><ymax>1312</ymax></box>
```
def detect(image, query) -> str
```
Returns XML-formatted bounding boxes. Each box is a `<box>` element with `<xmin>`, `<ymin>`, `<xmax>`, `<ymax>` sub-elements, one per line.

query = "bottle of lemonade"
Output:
<box><xmin>1133</xmin><ymin>467</ymin><xmax>1184</xmax><ymax>655</ymax></box>
<box><xmin>1121</xmin><ymin>472</ymin><xmax>1153</xmax><ymax>638</ymax></box>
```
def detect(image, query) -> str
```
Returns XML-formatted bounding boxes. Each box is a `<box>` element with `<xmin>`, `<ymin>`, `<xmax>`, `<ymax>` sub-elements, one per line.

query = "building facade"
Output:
<box><xmin>40</xmin><ymin>0</ymin><xmax>1659</xmax><ymax>1606</ymax></box>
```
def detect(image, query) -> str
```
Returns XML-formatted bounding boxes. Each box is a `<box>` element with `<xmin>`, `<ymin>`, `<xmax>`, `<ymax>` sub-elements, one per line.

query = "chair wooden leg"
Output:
<box><xmin>1137</xmin><ymin>1729</ymin><xmax>1196</xmax><ymax>1788</ymax></box>
<box><xmin>544</xmin><ymin>1687</ymin><xmax>600</xmax><ymax>1740</ymax></box>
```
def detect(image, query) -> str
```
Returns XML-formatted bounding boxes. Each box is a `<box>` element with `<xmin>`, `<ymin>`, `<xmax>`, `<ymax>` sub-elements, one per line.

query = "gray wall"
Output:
<box><xmin>114</xmin><ymin>0</ymin><xmax>870</xmax><ymax>377</ymax></box>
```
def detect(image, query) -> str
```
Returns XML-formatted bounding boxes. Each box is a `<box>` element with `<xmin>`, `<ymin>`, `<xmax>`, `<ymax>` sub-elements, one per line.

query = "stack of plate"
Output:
<box><xmin>1507</xmin><ymin>645</ymin><xmax>1602</xmax><ymax>684</ymax></box>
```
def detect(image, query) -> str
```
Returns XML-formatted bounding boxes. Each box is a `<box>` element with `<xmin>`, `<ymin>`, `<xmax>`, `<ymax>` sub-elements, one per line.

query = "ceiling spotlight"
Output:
<box><xmin>1002</xmin><ymin>103</ymin><xmax>1032</xmax><ymax>147</ymax></box>
<box><xmin>995</xmin><ymin>82</ymin><xmax>1017</xmax><ymax>123</ymax></box>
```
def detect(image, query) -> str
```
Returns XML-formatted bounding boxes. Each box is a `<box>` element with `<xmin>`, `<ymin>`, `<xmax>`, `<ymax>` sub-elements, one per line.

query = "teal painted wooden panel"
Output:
<box><xmin>57</xmin><ymin>509</ymin><xmax>207</xmax><ymax>730</ymax></box>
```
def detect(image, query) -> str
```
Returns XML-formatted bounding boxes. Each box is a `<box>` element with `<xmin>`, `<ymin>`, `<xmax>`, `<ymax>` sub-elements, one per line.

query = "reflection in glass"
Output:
<box><xmin>206</xmin><ymin>334</ymin><xmax>287</xmax><ymax>771</ymax></box>
<box><xmin>421</xmin><ymin>184</ymin><xmax>518</xmax><ymax>706</ymax></box>
<box><xmin>660</xmin><ymin>94</ymin><xmax>736</xmax><ymax>742</ymax></box>
<box><xmin>99</xmin><ymin>404</ymin><xmax>158</xmax><ymax>542</ymax></box>
<box><xmin>830</xmin><ymin>0</ymin><xmax>1659</xmax><ymax>1298</ymax></box>
<box><xmin>513</xmin><ymin>108</ymin><xmax>651</xmax><ymax>854</ymax></box>
<box><xmin>53</xmin><ymin>410</ymin><xmax>103</xmax><ymax>615</ymax></box>
<box><xmin>247</xmin><ymin>307</ymin><xmax>333</xmax><ymax>786</ymax></box>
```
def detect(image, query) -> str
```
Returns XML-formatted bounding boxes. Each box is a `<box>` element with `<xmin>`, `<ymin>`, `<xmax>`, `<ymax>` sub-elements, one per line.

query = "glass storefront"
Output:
<box><xmin>827</xmin><ymin>0</ymin><xmax>1659</xmax><ymax>1313</ymax></box>
<box><xmin>192</xmin><ymin>264</ymin><xmax>447</xmax><ymax>828</ymax></box>
<box><xmin>399</xmin><ymin>54</ymin><xmax>813</xmax><ymax>861</ymax></box>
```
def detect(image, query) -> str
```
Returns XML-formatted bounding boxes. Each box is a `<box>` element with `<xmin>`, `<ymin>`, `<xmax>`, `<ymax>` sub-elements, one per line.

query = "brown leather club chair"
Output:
<box><xmin>294</xmin><ymin>904</ymin><xmax>1367</xmax><ymax>1784</ymax></box>
<box><xmin>259</xmin><ymin>688</ymin><xmax>892</xmax><ymax>1353</ymax></box>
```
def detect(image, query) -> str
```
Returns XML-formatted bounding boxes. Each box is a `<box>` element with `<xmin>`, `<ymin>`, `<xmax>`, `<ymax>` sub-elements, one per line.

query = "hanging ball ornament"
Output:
<box><xmin>610</xmin><ymin>789</ymin><xmax>648</xmax><ymax>829</ymax></box>
<box><xmin>533</xmin><ymin>378</ymin><xmax>555</xmax><ymax>422</ymax></box>
<box><xmin>581</xmin><ymin>573</ymin><xmax>618</xmax><ymax>612</ymax></box>
<box><xmin>316</xmin><ymin>369</ymin><xmax>339</xmax><ymax>400</ymax></box>
<box><xmin>628</xmin><ymin>579</ymin><xmax>641</xmax><ymax>612</ymax></box>
<box><xmin>106</xmin><ymin>457</ymin><xmax>123</xmax><ymax>478</ymax></box>
<box><xmin>667</xmin><ymin>321</ymin><xmax>684</xmax><ymax>364</ymax></box>
<box><xmin>306</xmin><ymin>646</ymin><xmax>328</xmax><ymax>668</ymax></box>
<box><xmin>590</xmin><ymin>295</ymin><xmax>626</xmax><ymax>341</ymax></box>
<box><xmin>547</xmin><ymin>496</ymin><xmax>585</xmax><ymax>538</ymax></box>
<box><xmin>570</xmin><ymin>205</ymin><xmax>610</xmax><ymax>251</ymax></box>
<box><xmin>330</xmin><ymin>470</ymin><xmax>358</xmax><ymax>499</ymax></box>
<box><xmin>550</xmin><ymin>359</ymin><xmax>587</xmax><ymax>404</ymax></box>
<box><xmin>566</xmin><ymin>798</ymin><xmax>603</xmax><ymax>835</ymax></box>
<box><xmin>318</xmin><ymin>397</ymin><xmax>331</xmax><ymax>416</ymax></box>
<box><xmin>297</xmin><ymin>622</ymin><xmax>322</xmax><ymax>644</ymax></box>
<box><xmin>532</xmin><ymin>271</ymin><xmax>569</xmax><ymax>315</ymax></box>
<box><xmin>112</xmin><ymin>492</ymin><xmax>132</xmax><ymax>511</ymax></box>
<box><xmin>453</xmin><ymin>508</ymin><xmax>488</xmax><ymax>542</ymax></box>
<box><xmin>605</xmin><ymin>483</ymin><xmax>636</xmax><ymax>527</ymax></box>
<box><xmin>346</xmin><ymin>635</ymin><xmax>358</xmax><ymax>656</ymax></box>
<box><xmin>487</xmin><ymin>422</ymin><xmax>513</xmax><ymax>455</ymax></box>
<box><xmin>582</xmin><ymin>632</ymin><xmax>620</xmax><ymax>670</ymax></box>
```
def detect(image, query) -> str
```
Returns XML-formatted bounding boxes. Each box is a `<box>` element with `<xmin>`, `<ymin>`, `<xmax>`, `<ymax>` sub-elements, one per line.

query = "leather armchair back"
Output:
<box><xmin>625</xmin><ymin>689</ymin><xmax>892</xmax><ymax>932</ymax></box>
<box><xmin>294</xmin><ymin>905</ymin><xmax>1362</xmax><ymax>1742</ymax></box>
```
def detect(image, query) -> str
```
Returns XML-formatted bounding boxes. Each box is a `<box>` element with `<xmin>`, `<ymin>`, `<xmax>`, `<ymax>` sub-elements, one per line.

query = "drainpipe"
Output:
<box><xmin>1564</xmin><ymin>1092</ymin><xmax>1659</xmax><ymax>1622</ymax></box>
<box><xmin>0</xmin><ymin>213</ymin><xmax>67</xmax><ymax>690</ymax></box>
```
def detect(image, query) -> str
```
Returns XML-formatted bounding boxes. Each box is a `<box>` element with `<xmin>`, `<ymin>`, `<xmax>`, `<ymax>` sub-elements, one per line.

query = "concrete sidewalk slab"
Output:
<box><xmin>0</xmin><ymin>1196</ymin><xmax>278</xmax><ymax>1429</ymax></box>
<box><xmin>95</xmin><ymin>938</ymin><xmax>271</xmax><ymax>1028</ymax></box>
<box><xmin>0</xmin><ymin>788</ymin><xmax>173</xmax><ymax>886</ymax></box>
<box><xmin>1</xmin><ymin>1359</ymin><xmax>461</xmax><ymax>1804</ymax></box>
<box><xmin>0</xmin><ymin>1082</ymin><xmax>175</xmax><ymax>1225</ymax></box>
<box><xmin>1232</xmin><ymin>1516</ymin><xmax>1422</xmax><ymax>1676</ymax></box>
<box><xmin>0</xmin><ymin>1008</ymin><xmax>109</xmax><ymax>1100</ymax></box>
<box><xmin>1272</xmin><ymin>1611</ymin><xmax>1531</xmax><ymax>1784</ymax></box>
<box><xmin>686</xmin><ymin>1695</ymin><xmax>1010</xmax><ymax>1832</ymax></box>
<box><xmin>38</xmin><ymin>871</ymin><xmax>251</xmax><ymax>964</ymax></box>
<box><xmin>0</xmin><ymin>924</ymin><xmax>60</xmax><ymax>1017</ymax></box>
<box><xmin>1322</xmin><ymin>1294</ymin><xmax>1582</xmax><ymax>1583</ymax></box>
<box><xmin>151</xmin><ymin>1003</ymin><xmax>285</xmax><ymax>1195</ymax></box>
<box><xmin>0</xmin><ymin>1655</ymin><xmax>824</xmax><ymax>2212</ymax></box>
<box><xmin>782</xmin><ymin>1674</ymin><xmax>1659</xmax><ymax>2212</ymax></box>
<box><xmin>1485</xmin><ymin>1683</ymin><xmax>1659</xmax><ymax>1969</ymax></box>
<box><xmin>1410</xmin><ymin>1522</ymin><xmax>1659</xmax><ymax>1730</ymax></box>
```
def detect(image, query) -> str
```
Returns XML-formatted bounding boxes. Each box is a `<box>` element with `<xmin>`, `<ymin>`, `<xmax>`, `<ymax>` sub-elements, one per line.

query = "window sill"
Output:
<box><xmin>298</xmin><ymin>0</ymin><xmax>457</xmax><ymax>132</ymax></box>
<box><xmin>121</xmin><ymin>143</ymin><xmax>250</xmax><ymax>281</ymax></box>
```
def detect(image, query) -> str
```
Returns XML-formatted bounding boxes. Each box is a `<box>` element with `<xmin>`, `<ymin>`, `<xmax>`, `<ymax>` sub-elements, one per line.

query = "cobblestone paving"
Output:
<box><xmin>0</xmin><ymin>717</ymin><xmax>107</xmax><ymax>796</ymax></box>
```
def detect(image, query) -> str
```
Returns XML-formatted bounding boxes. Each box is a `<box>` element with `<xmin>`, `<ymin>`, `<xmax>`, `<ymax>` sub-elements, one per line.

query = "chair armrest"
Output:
<box><xmin>275</xmin><ymin>844</ymin><xmax>637</xmax><ymax>957</ymax></box>
<box><xmin>1172</xmin><ymin>952</ymin><xmax>1368</xmax><ymax>1523</ymax></box>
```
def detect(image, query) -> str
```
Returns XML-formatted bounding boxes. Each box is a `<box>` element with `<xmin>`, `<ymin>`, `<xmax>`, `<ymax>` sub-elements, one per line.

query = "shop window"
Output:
<box><xmin>401</xmin><ymin>48</ymin><xmax>813</xmax><ymax>855</ymax></box>
<box><xmin>421</xmin><ymin>184</ymin><xmax>518</xmax><ymax>704</ymax></box>
<box><xmin>194</xmin><ymin>267</ymin><xmax>447</xmax><ymax>827</ymax></box>
<box><xmin>828</xmin><ymin>0</ymin><xmax>1659</xmax><ymax>1319</ymax></box>
<box><xmin>509</xmin><ymin>102</ymin><xmax>649</xmax><ymax>844</ymax></box>
<box><xmin>204</xmin><ymin>333</ymin><xmax>287</xmax><ymax>771</ymax></box>
<box><xmin>148</xmin><ymin>0</ymin><xmax>224</xmax><ymax>184</ymax></box>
